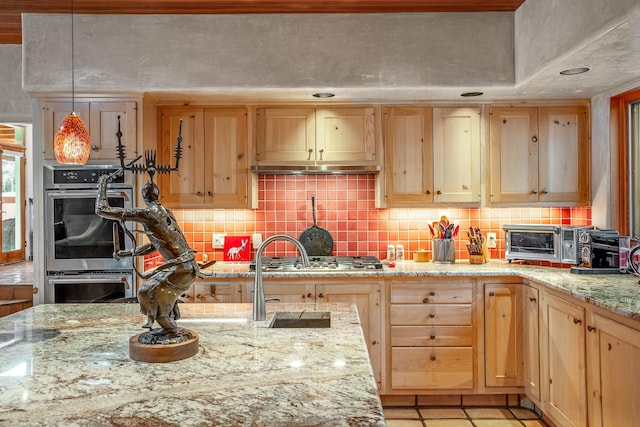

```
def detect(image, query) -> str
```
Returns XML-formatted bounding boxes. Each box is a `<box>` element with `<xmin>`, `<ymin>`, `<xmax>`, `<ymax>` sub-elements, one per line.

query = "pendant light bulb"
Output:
<box><xmin>54</xmin><ymin>0</ymin><xmax>90</xmax><ymax>165</ymax></box>
<box><xmin>54</xmin><ymin>112</ymin><xmax>91</xmax><ymax>164</ymax></box>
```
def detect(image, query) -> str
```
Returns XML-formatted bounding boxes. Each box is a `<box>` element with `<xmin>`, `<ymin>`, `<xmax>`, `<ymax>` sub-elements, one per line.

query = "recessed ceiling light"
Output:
<box><xmin>560</xmin><ymin>67</ymin><xmax>590</xmax><ymax>75</ymax></box>
<box><xmin>312</xmin><ymin>92</ymin><xmax>335</xmax><ymax>98</ymax></box>
<box><xmin>461</xmin><ymin>91</ymin><xmax>484</xmax><ymax>97</ymax></box>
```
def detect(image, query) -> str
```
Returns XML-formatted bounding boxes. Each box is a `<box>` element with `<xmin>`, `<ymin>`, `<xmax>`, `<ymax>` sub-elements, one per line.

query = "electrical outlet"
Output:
<box><xmin>252</xmin><ymin>233</ymin><xmax>263</xmax><ymax>248</ymax></box>
<box><xmin>486</xmin><ymin>232</ymin><xmax>497</xmax><ymax>249</ymax></box>
<box><xmin>212</xmin><ymin>233</ymin><xmax>227</xmax><ymax>249</ymax></box>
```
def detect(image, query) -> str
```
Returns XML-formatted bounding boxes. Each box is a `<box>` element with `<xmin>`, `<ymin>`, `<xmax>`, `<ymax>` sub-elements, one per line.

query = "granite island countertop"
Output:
<box><xmin>201</xmin><ymin>260</ymin><xmax>640</xmax><ymax>321</ymax></box>
<box><xmin>0</xmin><ymin>303</ymin><xmax>385</xmax><ymax>426</ymax></box>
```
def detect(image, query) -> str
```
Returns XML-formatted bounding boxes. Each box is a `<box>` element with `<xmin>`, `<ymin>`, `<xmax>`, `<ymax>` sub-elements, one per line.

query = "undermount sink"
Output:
<box><xmin>268</xmin><ymin>311</ymin><xmax>331</xmax><ymax>328</ymax></box>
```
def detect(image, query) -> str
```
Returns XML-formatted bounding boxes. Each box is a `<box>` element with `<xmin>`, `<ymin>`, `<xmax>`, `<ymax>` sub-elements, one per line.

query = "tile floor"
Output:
<box><xmin>383</xmin><ymin>406</ymin><xmax>549</xmax><ymax>427</ymax></box>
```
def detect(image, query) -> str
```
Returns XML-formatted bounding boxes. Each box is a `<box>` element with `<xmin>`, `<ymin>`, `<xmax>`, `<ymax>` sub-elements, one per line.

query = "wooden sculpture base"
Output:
<box><xmin>129</xmin><ymin>329</ymin><xmax>199</xmax><ymax>363</ymax></box>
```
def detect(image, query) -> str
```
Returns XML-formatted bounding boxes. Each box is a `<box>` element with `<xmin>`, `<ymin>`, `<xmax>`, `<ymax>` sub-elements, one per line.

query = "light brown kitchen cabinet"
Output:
<box><xmin>540</xmin><ymin>291</ymin><xmax>587</xmax><ymax>427</ymax></box>
<box><xmin>383</xmin><ymin>107</ymin><xmax>433</xmax><ymax>206</ymax></box>
<box><xmin>384</xmin><ymin>106</ymin><xmax>480</xmax><ymax>207</ymax></box>
<box><xmin>42</xmin><ymin>100</ymin><xmax>137</xmax><ymax>161</ymax></box>
<box><xmin>489</xmin><ymin>105</ymin><xmax>589</xmax><ymax>205</ymax></box>
<box><xmin>587</xmin><ymin>312</ymin><xmax>640</xmax><ymax>427</ymax></box>
<box><xmin>262</xmin><ymin>278</ymin><xmax>383</xmax><ymax>388</ymax></box>
<box><xmin>158</xmin><ymin>106</ymin><xmax>249</xmax><ymax>208</ymax></box>
<box><xmin>254</xmin><ymin>106</ymin><xmax>377</xmax><ymax>165</ymax></box>
<box><xmin>522</xmin><ymin>283</ymin><xmax>541</xmax><ymax>405</ymax></box>
<box><xmin>483</xmin><ymin>282</ymin><xmax>523</xmax><ymax>388</ymax></box>
<box><xmin>388</xmin><ymin>279</ymin><xmax>474</xmax><ymax>392</ymax></box>
<box><xmin>432</xmin><ymin>107</ymin><xmax>481</xmax><ymax>203</ymax></box>
<box><xmin>182</xmin><ymin>280</ymin><xmax>244</xmax><ymax>303</ymax></box>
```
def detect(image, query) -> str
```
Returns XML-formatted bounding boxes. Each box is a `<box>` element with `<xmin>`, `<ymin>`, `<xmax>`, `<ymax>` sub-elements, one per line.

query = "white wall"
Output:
<box><xmin>0</xmin><ymin>45</ymin><xmax>32</xmax><ymax>122</ymax></box>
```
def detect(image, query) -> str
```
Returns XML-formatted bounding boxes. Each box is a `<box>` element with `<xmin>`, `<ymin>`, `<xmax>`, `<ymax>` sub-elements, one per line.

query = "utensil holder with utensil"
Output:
<box><xmin>433</xmin><ymin>239</ymin><xmax>455</xmax><ymax>263</ymax></box>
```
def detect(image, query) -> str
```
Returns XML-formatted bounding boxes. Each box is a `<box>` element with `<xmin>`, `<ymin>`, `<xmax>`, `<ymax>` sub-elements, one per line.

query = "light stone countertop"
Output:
<box><xmin>202</xmin><ymin>260</ymin><xmax>640</xmax><ymax>321</ymax></box>
<box><xmin>0</xmin><ymin>303</ymin><xmax>385</xmax><ymax>427</ymax></box>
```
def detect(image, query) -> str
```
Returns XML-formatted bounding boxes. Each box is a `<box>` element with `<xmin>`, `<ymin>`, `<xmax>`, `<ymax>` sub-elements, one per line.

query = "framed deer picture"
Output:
<box><xmin>223</xmin><ymin>236</ymin><xmax>251</xmax><ymax>261</ymax></box>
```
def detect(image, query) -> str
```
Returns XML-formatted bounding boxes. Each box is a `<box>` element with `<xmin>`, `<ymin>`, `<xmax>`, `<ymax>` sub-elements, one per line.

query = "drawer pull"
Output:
<box><xmin>430</xmin><ymin>335</ymin><xmax>436</xmax><ymax>340</ymax></box>
<box><xmin>306</xmin><ymin>293</ymin><xmax>313</xmax><ymax>299</ymax></box>
<box><xmin>430</xmin><ymin>355</ymin><xmax>436</xmax><ymax>361</ymax></box>
<box><xmin>318</xmin><ymin>293</ymin><xmax>325</xmax><ymax>299</ymax></box>
<box><xmin>573</xmin><ymin>317</ymin><xmax>582</xmax><ymax>325</ymax></box>
<box><xmin>587</xmin><ymin>325</ymin><xmax>596</xmax><ymax>332</ymax></box>
<box><xmin>422</xmin><ymin>297</ymin><xmax>429</xmax><ymax>304</ymax></box>
<box><xmin>429</xmin><ymin>313</ymin><xmax>436</xmax><ymax>318</ymax></box>
<box><xmin>429</xmin><ymin>291</ymin><xmax>435</xmax><ymax>296</ymax></box>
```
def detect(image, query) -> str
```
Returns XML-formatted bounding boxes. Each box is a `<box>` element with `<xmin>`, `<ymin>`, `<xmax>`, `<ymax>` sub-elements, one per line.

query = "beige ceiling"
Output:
<box><xmin>1</xmin><ymin>0</ymin><xmax>526</xmax><ymax>44</ymax></box>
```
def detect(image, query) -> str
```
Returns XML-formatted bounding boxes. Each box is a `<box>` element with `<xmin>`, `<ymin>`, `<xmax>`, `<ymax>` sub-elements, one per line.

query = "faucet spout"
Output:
<box><xmin>253</xmin><ymin>234</ymin><xmax>310</xmax><ymax>321</ymax></box>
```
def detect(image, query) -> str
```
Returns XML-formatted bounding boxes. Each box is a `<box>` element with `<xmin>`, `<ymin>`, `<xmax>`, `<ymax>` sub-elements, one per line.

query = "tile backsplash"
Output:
<box><xmin>146</xmin><ymin>175</ymin><xmax>591</xmax><ymax>267</ymax></box>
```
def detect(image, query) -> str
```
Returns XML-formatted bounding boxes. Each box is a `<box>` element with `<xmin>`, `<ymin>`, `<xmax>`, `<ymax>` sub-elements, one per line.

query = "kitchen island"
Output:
<box><xmin>0</xmin><ymin>303</ymin><xmax>385</xmax><ymax>426</ymax></box>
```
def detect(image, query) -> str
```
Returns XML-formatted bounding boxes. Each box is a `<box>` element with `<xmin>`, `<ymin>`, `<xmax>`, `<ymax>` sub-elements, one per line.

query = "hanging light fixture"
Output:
<box><xmin>54</xmin><ymin>0</ymin><xmax>91</xmax><ymax>165</ymax></box>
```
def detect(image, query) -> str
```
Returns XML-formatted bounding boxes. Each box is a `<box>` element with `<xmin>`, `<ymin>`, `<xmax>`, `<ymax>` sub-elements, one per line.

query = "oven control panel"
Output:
<box><xmin>53</xmin><ymin>168</ymin><xmax>124</xmax><ymax>184</ymax></box>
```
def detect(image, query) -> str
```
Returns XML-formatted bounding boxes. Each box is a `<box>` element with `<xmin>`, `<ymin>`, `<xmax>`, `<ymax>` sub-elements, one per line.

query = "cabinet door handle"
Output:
<box><xmin>532</xmin><ymin>189</ymin><xmax>538</xmax><ymax>195</ymax></box>
<box><xmin>529</xmin><ymin>296</ymin><xmax>537</xmax><ymax>302</ymax></box>
<box><xmin>429</xmin><ymin>291</ymin><xmax>435</xmax><ymax>296</ymax></box>
<box><xmin>422</xmin><ymin>297</ymin><xmax>429</xmax><ymax>304</ymax></box>
<box><xmin>319</xmin><ymin>148</ymin><xmax>324</xmax><ymax>160</ymax></box>
<box><xmin>195</xmin><ymin>191</ymin><xmax>202</xmax><ymax>196</ymax></box>
<box><xmin>306</xmin><ymin>293</ymin><xmax>313</xmax><ymax>299</ymax></box>
<box><xmin>489</xmin><ymin>291</ymin><xmax>495</xmax><ymax>296</ymax></box>
<box><xmin>307</xmin><ymin>148</ymin><xmax>313</xmax><ymax>160</ymax></box>
<box><xmin>207</xmin><ymin>191</ymin><xmax>212</xmax><ymax>196</ymax></box>
<box><xmin>430</xmin><ymin>355</ymin><xmax>436</xmax><ymax>361</ymax></box>
<box><xmin>532</xmin><ymin>135</ymin><xmax>538</xmax><ymax>143</ymax></box>
<box><xmin>318</xmin><ymin>293</ymin><xmax>325</xmax><ymax>299</ymax></box>
<box><xmin>91</xmin><ymin>145</ymin><xmax>99</xmax><ymax>151</ymax></box>
<box><xmin>436</xmin><ymin>190</ymin><xmax>442</xmax><ymax>195</ymax></box>
<box><xmin>429</xmin><ymin>313</ymin><xmax>436</xmax><ymax>318</ymax></box>
<box><xmin>574</xmin><ymin>317</ymin><xmax>582</xmax><ymax>325</ymax></box>
<box><xmin>587</xmin><ymin>325</ymin><xmax>596</xmax><ymax>332</ymax></box>
<box><xmin>542</xmin><ymin>189</ymin><xmax>548</xmax><ymax>194</ymax></box>
<box><xmin>426</xmin><ymin>190</ymin><xmax>431</xmax><ymax>195</ymax></box>
<box><xmin>430</xmin><ymin>335</ymin><xmax>436</xmax><ymax>340</ymax></box>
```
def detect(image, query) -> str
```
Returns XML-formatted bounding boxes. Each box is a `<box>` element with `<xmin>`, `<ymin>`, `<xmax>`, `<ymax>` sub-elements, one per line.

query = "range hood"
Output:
<box><xmin>250</xmin><ymin>165</ymin><xmax>381</xmax><ymax>174</ymax></box>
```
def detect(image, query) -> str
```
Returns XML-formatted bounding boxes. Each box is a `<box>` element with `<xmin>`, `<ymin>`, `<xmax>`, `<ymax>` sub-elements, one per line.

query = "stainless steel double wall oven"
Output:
<box><xmin>44</xmin><ymin>165</ymin><xmax>136</xmax><ymax>303</ymax></box>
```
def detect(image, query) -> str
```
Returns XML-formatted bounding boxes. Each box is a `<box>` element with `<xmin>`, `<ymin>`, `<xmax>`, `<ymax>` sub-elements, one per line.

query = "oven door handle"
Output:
<box><xmin>47</xmin><ymin>191</ymin><xmax>130</xmax><ymax>201</ymax></box>
<box><xmin>49</xmin><ymin>277</ymin><xmax>131</xmax><ymax>289</ymax></box>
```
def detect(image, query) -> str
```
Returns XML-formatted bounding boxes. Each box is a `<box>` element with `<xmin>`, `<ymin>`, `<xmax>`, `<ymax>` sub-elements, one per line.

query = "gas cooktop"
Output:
<box><xmin>249</xmin><ymin>256</ymin><xmax>383</xmax><ymax>271</ymax></box>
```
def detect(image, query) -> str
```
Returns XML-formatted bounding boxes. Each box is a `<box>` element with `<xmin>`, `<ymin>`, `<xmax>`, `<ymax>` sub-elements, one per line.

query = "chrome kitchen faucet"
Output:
<box><xmin>253</xmin><ymin>234</ymin><xmax>310</xmax><ymax>321</ymax></box>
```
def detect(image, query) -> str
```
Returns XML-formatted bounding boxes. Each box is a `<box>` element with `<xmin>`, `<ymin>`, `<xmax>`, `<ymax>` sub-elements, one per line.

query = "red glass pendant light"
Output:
<box><xmin>54</xmin><ymin>0</ymin><xmax>91</xmax><ymax>165</ymax></box>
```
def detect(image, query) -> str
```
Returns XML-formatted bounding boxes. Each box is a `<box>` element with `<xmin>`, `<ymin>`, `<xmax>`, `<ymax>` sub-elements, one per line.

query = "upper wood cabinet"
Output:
<box><xmin>489</xmin><ymin>105</ymin><xmax>589</xmax><ymax>205</ymax></box>
<box><xmin>433</xmin><ymin>107</ymin><xmax>481</xmax><ymax>203</ymax></box>
<box><xmin>384</xmin><ymin>106</ymin><xmax>481</xmax><ymax>207</ymax></box>
<box><xmin>158</xmin><ymin>106</ymin><xmax>249</xmax><ymax>208</ymax></box>
<box><xmin>254</xmin><ymin>106</ymin><xmax>377</xmax><ymax>165</ymax></box>
<box><xmin>384</xmin><ymin>107</ymin><xmax>433</xmax><ymax>206</ymax></box>
<box><xmin>42</xmin><ymin>100</ymin><xmax>137</xmax><ymax>161</ymax></box>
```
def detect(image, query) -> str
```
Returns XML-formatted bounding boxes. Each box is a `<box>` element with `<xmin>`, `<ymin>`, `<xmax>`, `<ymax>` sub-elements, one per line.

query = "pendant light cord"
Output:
<box><xmin>71</xmin><ymin>0</ymin><xmax>75</xmax><ymax>112</ymax></box>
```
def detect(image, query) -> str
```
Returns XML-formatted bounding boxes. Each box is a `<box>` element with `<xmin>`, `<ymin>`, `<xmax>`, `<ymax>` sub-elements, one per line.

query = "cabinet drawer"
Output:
<box><xmin>391</xmin><ymin>347</ymin><xmax>474</xmax><ymax>389</ymax></box>
<box><xmin>391</xmin><ymin>282</ymin><xmax>472</xmax><ymax>304</ymax></box>
<box><xmin>391</xmin><ymin>326</ymin><xmax>472</xmax><ymax>347</ymax></box>
<box><xmin>390</xmin><ymin>304</ymin><xmax>472</xmax><ymax>326</ymax></box>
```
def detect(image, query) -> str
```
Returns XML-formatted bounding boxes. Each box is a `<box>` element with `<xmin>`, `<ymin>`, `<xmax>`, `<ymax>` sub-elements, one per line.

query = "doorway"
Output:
<box><xmin>0</xmin><ymin>125</ymin><xmax>26</xmax><ymax>264</ymax></box>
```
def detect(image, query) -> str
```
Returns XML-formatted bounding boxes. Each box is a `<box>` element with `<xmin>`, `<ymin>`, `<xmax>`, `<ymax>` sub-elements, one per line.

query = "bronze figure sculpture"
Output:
<box><xmin>96</xmin><ymin>118</ymin><xmax>213</xmax><ymax>348</ymax></box>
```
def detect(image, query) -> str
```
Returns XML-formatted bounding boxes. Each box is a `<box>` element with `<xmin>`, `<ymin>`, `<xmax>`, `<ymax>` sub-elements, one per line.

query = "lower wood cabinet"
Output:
<box><xmin>540</xmin><ymin>291</ymin><xmax>587</xmax><ymax>427</ymax></box>
<box><xmin>483</xmin><ymin>282</ymin><xmax>523</xmax><ymax>388</ymax></box>
<box><xmin>587</xmin><ymin>311</ymin><xmax>640</xmax><ymax>427</ymax></box>
<box><xmin>262</xmin><ymin>278</ymin><xmax>383</xmax><ymax>389</ymax></box>
<box><xmin>388</xmin><ymin>279</ymin><xmax>474</xmax><ymax>393</ymax></box>
<box><xmin>522</xmin><ymin>283</ymin><xmax>541</xmax><ymax>404</ymax></box>
<box><xmin>181</xmin><ymin>279</ymin><xmax>245</xmax><ymax>303</ymax></box>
